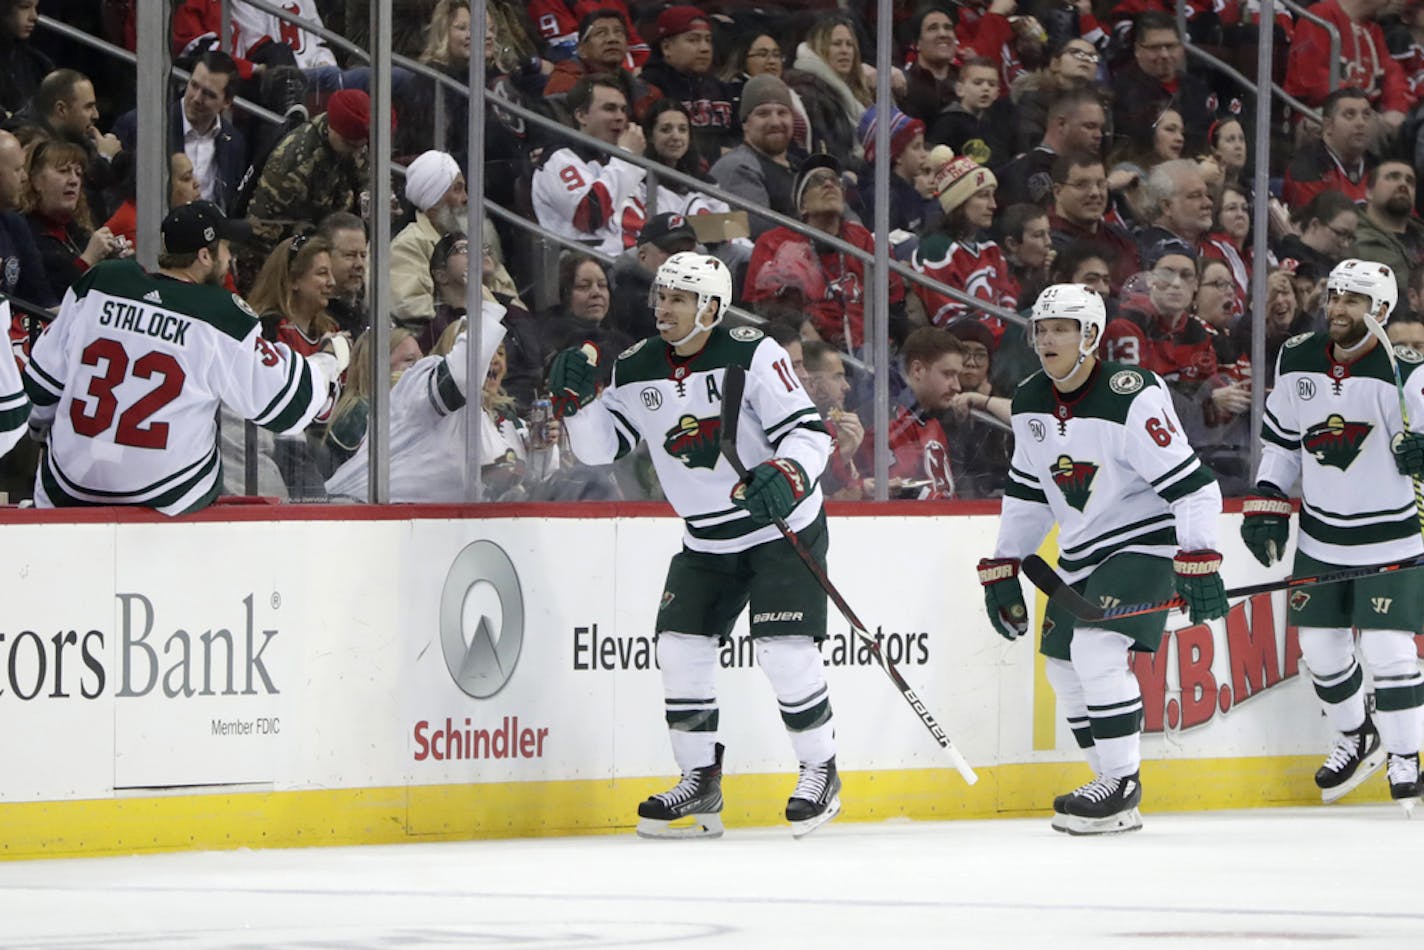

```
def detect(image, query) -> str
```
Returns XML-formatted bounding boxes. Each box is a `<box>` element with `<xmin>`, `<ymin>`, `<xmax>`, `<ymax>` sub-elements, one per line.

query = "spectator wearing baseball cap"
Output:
<box><xmin>245</xmin><ymin>88</ymin><xmax>373</xmax><ymax>271</ymax></box>
<box><xmin>857</xmin><ymin>104</ymin><xmax>939</xmax><ymax>257</ymax></box>
<box><xmin>711</xmin><ymin>74</ymin><xmax>802</xmax><ymax>239</ymax></box>
<box><xmin>609</xmin><ymin>212</ymin><xmax>700</xmax><ymax>339</ymax></box>
<box><xmin>641</xmin><ymin>5</ymin><xmax>738</xmax><ymax>158</ymax></box>
<box><xmin>743</xmin><ymin>154</ymin><xmax>907</xmax><ymax>352</ymax></box>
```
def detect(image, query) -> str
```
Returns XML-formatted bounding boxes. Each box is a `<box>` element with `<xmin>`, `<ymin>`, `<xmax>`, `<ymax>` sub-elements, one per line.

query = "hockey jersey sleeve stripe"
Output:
<box><xmin>1149</xmin><ymin>456</ymin><xmax>1197</xmax><ymax>489</ymax></box>
<box><xmin>427</xmin><ymin>362</ymin><xmax>466</xmax><ymax>417</ymax></box>
<box><xmin>1155</xmin><ymin>464</ymin><xmax>1216</xmax><ymax>502</ymax></box>
<box><xmin>1261</xmin><ymin>424</ymin><xmax>1300</xmax><ymax>451</ymax></box>
<box><xmin>257</xmin><ymin>362</ymin><xmax>319</xmax><ymax>432</ymax></box>
<box><xmin>764</xmin><ymin>405</ymin><xmax>823</xmax><ymax>442</ymax></box>
<box><xmin>1060</xmin><ymin>512</ymin><xmax>1176</xmax><ymax>557</ymax></box>
<box><xmin>607</xmin><ymin>406</ymin><xmax>640</xmax><ymax>448</ymax></box>
<box><xmin>1004</xmin><ymin>478</ymin><xmax>1048</xmax><ymax>504</ymax></box>
<box><xmin>0</xmin><ymin>390</ymin><xmax>27</xmax><ymax>433</ymax></box>
<box><xmin>686</xmin><ymin>511</ymin><xmax>763</xmax><ymax>542</ymax></box>
<box><xmin>22</xmin><ymin>356</ymin><xmax>63</xmax><ymax>404</ymax></box>
<box><xmin>1009</xmin><ymin>463</ymin><xmax>1040</xmax><ymax>486</ymax></box>
<box><xmin>686</xmin><ymin>505</ymin><xmax>750</xmax><ymax>529</ymax></box>
<box><xmin>574</xmin><ymin>182</ymin><xmax>614</xmax><ymax>233</ymax></box>
<box><xmin>251</xmin><ymin>355</ymin><xmax>303</xmax><ymax>426</ymax></box>
<box><xmin>1263</xmin><ymin>404</ymin><xmax>1297</xmax><ymax>437</ymax></box>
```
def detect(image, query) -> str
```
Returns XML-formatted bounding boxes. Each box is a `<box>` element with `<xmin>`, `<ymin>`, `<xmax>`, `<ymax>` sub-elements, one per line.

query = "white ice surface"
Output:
<box><xmin>1</xmin><ymin>806</ymin><xmax>1420</xmax><ymax>949</ymax></box>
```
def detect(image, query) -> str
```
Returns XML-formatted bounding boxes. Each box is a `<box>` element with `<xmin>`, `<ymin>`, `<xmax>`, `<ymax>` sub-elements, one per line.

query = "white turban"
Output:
<box><xmin>404</xmin><ymin>150</ymin><xmax>461</xmax><ymax>211</ymax></box>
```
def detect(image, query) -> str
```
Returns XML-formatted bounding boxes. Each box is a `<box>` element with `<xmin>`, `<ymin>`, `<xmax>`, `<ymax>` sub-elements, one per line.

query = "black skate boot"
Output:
<box><xmin>786</xmin><ymin>755</ymin><xmax>842</xmax><ymax>838</ymax></box>
<box><xmin>1062</xmin><ymin>772</ymin><xmax>1143</xmax><ymax>836</ymax></box>
<box><xmin>636</xmin><ymin>743</ymin><xmax>724</xmax><ymax>839</ymax></box>
<box><xmin>1387</xmin><ymin>752</ymin><xmax>1421</xmax><ymax>817</ymax></box>
<box><xmin>1316</xmin><ymin>717</ymin><xmax>1385</xmax><ymax>804</ymax></box>
<box><xmin>1051</xmin><ymin>782</ymin><xmax>1093</xmax><ymax>833</ymax></box>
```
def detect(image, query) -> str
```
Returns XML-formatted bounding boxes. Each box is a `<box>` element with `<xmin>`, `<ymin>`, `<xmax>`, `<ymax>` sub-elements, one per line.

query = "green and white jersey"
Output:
<box><xmin>1257</xmin><ymin>332</ymin><xmax>1424</xmax><ymax>565</ymax></box>
<box><xmin>0</xmin><ymin>296</ymin><xmax>29</xmax><ymax>458</ymax></box>
<box><xmin>996</xmin><ymin>361</ymin><xmax>1221</xmax><ymax>584</ymax></box>
<box><xmin>24</xmin><ymin>260</ymin><xmax>335</xmax><ymax>516</ymax></box>
<box><xmin>564</xmin><ymin>325</ymin><xmax>832</xmax><ymax>554</ymax></box>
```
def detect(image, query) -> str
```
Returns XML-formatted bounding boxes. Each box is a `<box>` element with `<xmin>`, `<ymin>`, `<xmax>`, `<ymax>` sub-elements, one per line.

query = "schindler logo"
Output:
<box><xmin>439</xmin><ymin>540</ymin><xmax>524</xmax><ymax>698</ymax></box>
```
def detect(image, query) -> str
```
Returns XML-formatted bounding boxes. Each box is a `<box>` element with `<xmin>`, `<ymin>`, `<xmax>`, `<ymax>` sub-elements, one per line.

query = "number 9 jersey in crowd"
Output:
<box><xmin>563</xmin><ymin>325</ymin><xmax>832</xmax><ymax>553</ymax></box>
<box><xmin>23</xmin><ymin>259</ymin><xmax>340</xmax><ymax>515</ymax></box>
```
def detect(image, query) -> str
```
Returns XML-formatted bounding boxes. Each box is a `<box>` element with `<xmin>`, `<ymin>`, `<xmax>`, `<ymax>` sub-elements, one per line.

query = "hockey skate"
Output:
<box><xmin>787</xmin><ymin>755</ymin><xmax>841</xmax><ymax>838</ymax></box>
<box><xmin>1316</xmin><ymin>719</ymin><xmax>1385</xmax><ymax>804</ymax></box>
<box><xmin>1062</xmin><ymin>772</ymin><xmax>1143</xmax><ymax>836</ymax></box>
<box><xmin>1050</xmin><ymin>784</ymin><xmax>1089</xmax><ymax>833</ymax></box>
<box><xmin>636</xmin><ymin>743</ymin><xmax>724</xmax><ymax>839</ymax></box>
<box><xmin>1387</xmin><ymin>752</ymin><xmax>1421</xmax><ymax>817</ymax></box>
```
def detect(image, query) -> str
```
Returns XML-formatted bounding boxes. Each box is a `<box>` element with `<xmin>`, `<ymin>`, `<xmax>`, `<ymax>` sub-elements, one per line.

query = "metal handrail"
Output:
<box><xmin>1279</xmin><ymin>0</ymin><xmax>1341</xmax><ymax>95</ymax></box>
<box><xmin>1184</xmin><ymin>40</ymin><xmax>1321</xmax><ymax>125</ymax></box>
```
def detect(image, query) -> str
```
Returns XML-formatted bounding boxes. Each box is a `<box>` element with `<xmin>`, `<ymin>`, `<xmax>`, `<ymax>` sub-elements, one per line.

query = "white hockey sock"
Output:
<box><xmin>1071</xmin><ymin>629</ymin><xmax>1142</xmax><ymax>780</ymax></box>
<box><xmin>1361</xmin><ymin>630</ymin><xmax>1424</xmax><ymax>755</ymax></box>
<box><xmin>757</xmin><ymin>637</ymin><xmax>835</xmax><ymax>765</ymax></box>
<box><xmin>1045</xmin><ymin>656</ymin><xmax>1101</xmax><ymax>774</ymax></box>
<box><xmin>1298</xmin><ymin>627</ymin><xmax>1367</xmax><ymax>734</ymax></box>
<box><xmin>657</xmin><ymin>632</ymin><xmax>721</xmax><ymax>771</ymax></box>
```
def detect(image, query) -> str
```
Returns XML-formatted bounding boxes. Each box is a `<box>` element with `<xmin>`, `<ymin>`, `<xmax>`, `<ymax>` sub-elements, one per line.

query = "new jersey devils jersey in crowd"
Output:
<box><xmin>911</xmin><ymin>232</ymin><xmax>1017</xmax><ymax>343</ymax></box>
<box><xmin>532</xmin><ymin>145</ymin><xmax>646</xmax><ymax>256</ymax></box>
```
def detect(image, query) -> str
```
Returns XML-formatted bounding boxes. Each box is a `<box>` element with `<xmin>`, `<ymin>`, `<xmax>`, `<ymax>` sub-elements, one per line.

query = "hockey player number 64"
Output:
<box><xmin>1145</xmin><ymin>416</ymin><xmax>1175</xmax><ymax>447</ymax></box>
<box><xmin>69</xmin><ymin>337</ymin><xmax>185</xmax><ymax>449</ymax></box>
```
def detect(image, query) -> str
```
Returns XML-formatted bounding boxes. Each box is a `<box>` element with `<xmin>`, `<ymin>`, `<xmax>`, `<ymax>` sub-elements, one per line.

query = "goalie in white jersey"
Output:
<box><xmin>552</xmin><ymin>252</ymin><xmax>840</xmax><ymax>838</ymax></box>
<box><xmin>23</xmin><ymin>201</ymin><xmax>348</xmax><ymax>516</ymax></box>
<box><xmin>1241</xmin><ymin>259</ymin><xmax>1424</xmax><ymax>809</ymax></box>
<box><xmin>978</xmin><ymin>284</ymin><xmax>1227</xmax><ymax>835</ymax></box>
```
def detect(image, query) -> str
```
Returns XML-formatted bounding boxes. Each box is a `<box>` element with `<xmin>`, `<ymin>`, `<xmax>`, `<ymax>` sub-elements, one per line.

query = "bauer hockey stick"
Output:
<box><xmin>1022</xmin><ymin>552</ymin><xmax>1424</xmax><ymax>623</ymax></box>
<box><xmin>1361</xmin><ymin>312</ymin><xmax>1424</xmax><ymax>540</ymax></box>
<box><xmin>719</xmin><ymin>364</ymin><xmax>978</xmax><ymax>785</ymax></box>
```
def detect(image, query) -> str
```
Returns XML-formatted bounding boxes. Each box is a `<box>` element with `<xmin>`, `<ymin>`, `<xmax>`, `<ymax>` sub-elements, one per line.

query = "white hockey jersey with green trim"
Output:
<box><xmin>0</xmin><ymin>297</ymin><xmax>28</xmax><ymax>457</ymax></box>
<box><xmin>564</xmin><ymin>325</ymin><xmax>833</xmax><ymax>553</ymax></box>
<box><xmin>1256</xmin><ymin>332</ymin><xmax>1424</xmax><ymax>565</ymax></box>
<box><xmin>996</xmin><ymin>362</ymin><xmax>1221</xmax><ymax>584</ymax></box>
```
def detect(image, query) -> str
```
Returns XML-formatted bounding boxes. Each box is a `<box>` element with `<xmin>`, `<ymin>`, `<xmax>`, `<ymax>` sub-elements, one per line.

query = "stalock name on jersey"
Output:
<box><xmin>98</xmin><ymin>299</ymin><xmax>192</xmax><ymax>345</ymax></box>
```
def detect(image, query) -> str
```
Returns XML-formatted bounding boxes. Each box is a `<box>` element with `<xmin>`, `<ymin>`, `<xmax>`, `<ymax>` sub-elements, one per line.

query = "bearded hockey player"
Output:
<box><xmin>1241</xmin><ymin>259</ymin><xmax>1424</xmax><ymax>811</ymax></box>
<box><xmin>551</xmin><ymin>252</ymin><xmax>839</xmax><ymax>838</ymax></box>
<box><xmin>977</xmin><ymin>283</ymin><xmax>1227</xmax><ymax>835</ymax></box>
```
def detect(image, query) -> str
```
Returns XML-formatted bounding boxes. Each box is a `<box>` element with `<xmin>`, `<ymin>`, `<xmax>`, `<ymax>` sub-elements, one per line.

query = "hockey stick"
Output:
<box><xmin>1362</xmin><ymin>312</ymin><xmax>1424</xmax><ymax>540</ymax></box>
<box><xmin>1022</xmin><ymin>552</ymin><xmax>1424</xmax><ymax>623</ymax></box>
<box><xmin>719</xmin><ymin>364</ymin><xmax>977</xmax><ymax>785</ymax></box>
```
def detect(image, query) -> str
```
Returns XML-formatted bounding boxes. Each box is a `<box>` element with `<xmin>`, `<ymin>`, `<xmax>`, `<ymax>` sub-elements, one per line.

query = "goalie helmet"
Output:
<box><xmin>652</xmin><ymin>252</ymin><xmax>732</xmax><ymax>326</ymax></box>
<box><xmin>1030</xmin><ymin>283</ymin><xmax>1107</xmax><ymax>359</ymax></box>
<box><xmin>1327</xmin><ymin>258</ymin><xmax>1397</xmax><ymax>324</ymax></box>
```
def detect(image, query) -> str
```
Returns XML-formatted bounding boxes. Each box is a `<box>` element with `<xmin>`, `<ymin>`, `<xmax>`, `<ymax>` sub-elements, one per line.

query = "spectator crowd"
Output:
<box><xmin>6</xmin><ymin>0</ymin><xmax>1424</xmax><ymax>507</ymax></box>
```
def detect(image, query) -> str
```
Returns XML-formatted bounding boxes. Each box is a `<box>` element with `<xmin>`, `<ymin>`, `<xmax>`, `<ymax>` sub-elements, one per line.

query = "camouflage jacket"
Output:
<box><xmin>247</xmin><ymin>115</ymin><xmax>366</xmax><ymax>255</ymax></box>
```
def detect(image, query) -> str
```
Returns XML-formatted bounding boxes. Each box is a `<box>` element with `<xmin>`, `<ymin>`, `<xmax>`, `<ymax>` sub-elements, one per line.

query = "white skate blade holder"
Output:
<box><xmin>1063</xmin><ymin>807</ymin><xmax>1143</xmax><ymax>837</ymax></box>
<box><xmin>790</xmin><ymin>794</ymin><xmax>842</xmax><ymax>839</ymax></box>
<box><xmin>636</xmin><ymin>813</ymin><xmax>724</xmax><ymax>840</ymax></box>
<box><xmin>1397</xmin><ymin>796</ymin><xmax>1419</xmax><ymax>818</ymax></box>
<box><xmin>1320</xmin><ymin>746</ymin><xmax>1387</xmax><ymax>804</ymax></box>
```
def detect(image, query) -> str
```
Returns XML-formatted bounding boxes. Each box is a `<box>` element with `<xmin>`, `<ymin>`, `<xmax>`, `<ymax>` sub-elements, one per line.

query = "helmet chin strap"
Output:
<box><xmin>1039</xmin><ymin>325</ymin><xmax>1096</xmax><ymax>383</ymax></box>
<box><xmin>664</xmin><ymin>300</ymin><xmax>722</xmax><ymax>349</ymax></box>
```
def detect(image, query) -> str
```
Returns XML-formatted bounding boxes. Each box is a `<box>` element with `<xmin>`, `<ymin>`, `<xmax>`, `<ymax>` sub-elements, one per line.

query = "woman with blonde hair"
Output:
<box><xmin>322</xmin><ymin>327</ymin><xmax>423</xmax><ymax>473</ymax></box>
<box><xmin>787</xmin><ymin>16</ymin><xmax>875</xmax><ymax>160</ymax></box>
<box><xmin>247</xmin><ymin>233</ymin><xmax>339</xmax><ymax>356</ymax></box>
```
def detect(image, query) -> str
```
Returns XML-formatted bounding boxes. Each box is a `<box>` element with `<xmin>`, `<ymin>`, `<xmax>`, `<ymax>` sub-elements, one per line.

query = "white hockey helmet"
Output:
<box><xmin>652</xmin><ymin>252</ymin><xmax>733</xmax><ymax>327</ymax></box>
<box><xmin>1030</xmin><ymin>283</ymin><xmax>1107</xmax><ymax>359</ymax></box>
<box><xmin>1326</xmin><ymin>258</ymin><xmax>1398</xmax><ymax>324</ymax></box>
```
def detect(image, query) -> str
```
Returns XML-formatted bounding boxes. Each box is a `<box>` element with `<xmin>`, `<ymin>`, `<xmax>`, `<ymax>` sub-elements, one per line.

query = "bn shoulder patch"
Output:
<box><xmin>1108</xmin><ymin>369</ymin><xmax>1144</xmax><ymax>395</ymax></box>
<box><xmin>619</xmin><ymin>338</ymin><xmax>648</xmax><ymax>360</ymax></box>
<box><xmin>1284</xmin><ymin>332</ymin><xmax>1312</xmax><ymax>349</ymax></box>
<box><xmin>730</xmin><ymin>326</ymin><xmax>764</xmax><ymax>342</ymax></box>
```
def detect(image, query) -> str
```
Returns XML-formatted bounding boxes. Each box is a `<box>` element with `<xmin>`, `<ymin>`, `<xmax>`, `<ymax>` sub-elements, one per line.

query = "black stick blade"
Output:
<box><xmin>719</xmin><ymin>363</ymin><xmax>748</xmax><ymax>477</ymax></box>
<box><xmin>1022</xmin><ymin>555</ymin><xmax>1108</xmax><ymax>622</ymax></box>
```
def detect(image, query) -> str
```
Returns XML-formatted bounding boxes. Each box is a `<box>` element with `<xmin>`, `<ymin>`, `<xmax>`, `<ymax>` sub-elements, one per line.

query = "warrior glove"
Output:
<box><xmin>1174</xmin><ymin>549</ymin><xmax>1228</xmax><ymax>623</ymax></box>
<box><xmin>1240</xmin><ymin>484</ymin><xmax>1292</xmax><ymax>567</ymax></box>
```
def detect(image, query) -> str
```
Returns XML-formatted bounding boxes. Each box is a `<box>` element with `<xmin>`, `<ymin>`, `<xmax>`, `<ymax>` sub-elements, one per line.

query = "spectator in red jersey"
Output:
<box><xmin>1285</xmin><ymin>0</ymin><xmax>1415</xmax><ymax>131</ymax></box>
<box><xmin>1283</xmin><ymin>88</ymin><xmax>1377</xmax><ymax>207</ymax></box>
<box><xmin>1275</xmin><ymin>190</ymin><xmax>1359</xmax><ymax>282</ymax></box>
<box><xmin>860</xmin><ymin>326</ymin><xmax>963</xmax><ymax>500</ymax></box>
<box><xmin>912</xmin><ymin>146</ymin><xmax>1017</xmax><ymax>342</ymax></box>
<box><xmin>528</xmin><ymin>0</ymin><xmax>649</xmax><ymax>68</ymax></box>
<box><xmin>1200</xmin><ymin>182</ymin><xmax>1252</xmax><ymax>317</ymax></box>
<box><xmin>1100</xmin><ymin>239</ymin><xmax>1218</xmax><ymax>390</ymax></box>
<box><xmin>744</xmin><ymin>153</ymin><xmax>906</xmax><ymax>353</ymax></box>
<box><xmin>1048</xmin><ymin>151</ymin><xmax>1141</xmax><ymax>293</ymax></box>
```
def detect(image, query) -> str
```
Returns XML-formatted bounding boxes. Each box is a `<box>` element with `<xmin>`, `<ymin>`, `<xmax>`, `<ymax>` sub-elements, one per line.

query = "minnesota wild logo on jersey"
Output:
<box><xmin>664</xmin><ymin>414</ymin><xmax>723</xmax><ymax>470</ymax></box>
<box><xmin>1302</xmin><ymin>414</ymin><xmax>1372</xmax><ymax>470</ymax></box>
<box><xmin>1051</xmin><ymin>455</ymin><xmax>1099</xmax><ymax>511</ymax></box>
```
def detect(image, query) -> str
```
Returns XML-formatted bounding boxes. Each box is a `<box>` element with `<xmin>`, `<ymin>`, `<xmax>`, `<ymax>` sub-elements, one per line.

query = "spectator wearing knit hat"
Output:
<box><xmin>927</xmin><ymin>56</ymin><xmax>1016</xmax><ymax>170</ymax></box>
<box><xmin>711</xmin><ymin>74</ymin><xmax>803</xmax><ymax>239</ymax></box>
<box><xmin>246</xmin><ymin>88</ymin><xmax>373</xmax><ymax>268</ymax></box>
<box><xmin>640</xmin><ymin>5</ymin><xmax>738</xmax><ymax>158</ymax></box>
<box><xmin>911</xmin><ymin>147</ymin><xmax>1018</xmax><ymax>343</ymax></box>
<box><xmin>390</xmin><ymin>149</ymin><xmax>467</xmax><ymax>322</ymax></box>
<box><xmin>743</xmin><ymin>154</ymin><xmax>907</xmax><ymax>352</ymax></box>
<box><xmin>856</xmin><ymin>104</ymin><xmax>940</xmax><ymax>258</ymax></box>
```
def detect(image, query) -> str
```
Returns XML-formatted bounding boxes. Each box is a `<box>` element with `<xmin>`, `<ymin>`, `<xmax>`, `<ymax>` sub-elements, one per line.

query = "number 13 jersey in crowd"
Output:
<box><xmin>24</xmin><ymin>259</ymin><xmax>336</xmax><ymax>515</ymax></box>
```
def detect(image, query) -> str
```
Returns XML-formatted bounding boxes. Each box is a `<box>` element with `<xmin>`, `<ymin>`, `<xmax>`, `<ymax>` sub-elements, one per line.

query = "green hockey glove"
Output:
<box><xmin>1174</xmin><ymin>549</ymin><xmax>1228</xmax><ymax>623</ymax></box>
<box><xmin>977</xmin><ymin>557</ymin><xmax>1028</xmax><ymax>641</ymax></box>
<box><xmin>1240</xmin><ymin>484</ymin><xmax>1291</xmax><ymax>567</ymax></box>
<box><xmin>548</xmin><ymin>343</ymin><xmax>600</xmax><ymax>418</ymax></box>
<box><xmin>1392</xmin><ymin>432</ymin><xmax>1424</xmax><ymax>478</ymax></box>
<box><xmin>730</xmin><ymin>458</ymin><xmax>809</xmax><ymax>523</ymax></box>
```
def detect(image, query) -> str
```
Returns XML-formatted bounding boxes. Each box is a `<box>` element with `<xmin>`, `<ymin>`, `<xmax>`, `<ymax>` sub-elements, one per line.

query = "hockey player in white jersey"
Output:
<box><xmin>23</xmin><ymin>201</ymin><xmax>347</xmax><ymax>515</ymax></box>
<box><xmin>531</xmin><ymin>75</ymin><xmax>646</xmax><ymax>256</ymax></box>
<box><xmin>0</xmin><ymin>297</ymin><xmax>29</xmax><ymax>458</ymax></box>
<box><xmin>552</xmin><ymin>252</ymin><xmax>840</xmax><ymax>838</ymax></box>
<box><xmin>1241</xmin><ymin>259</ymin><xmax>1424</xmax><ymax>809</ymax></box>
<box><xmin>978</xmin><ymin>284</ymin><xmax>1227</xmax><ymax>835</ymax></box>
